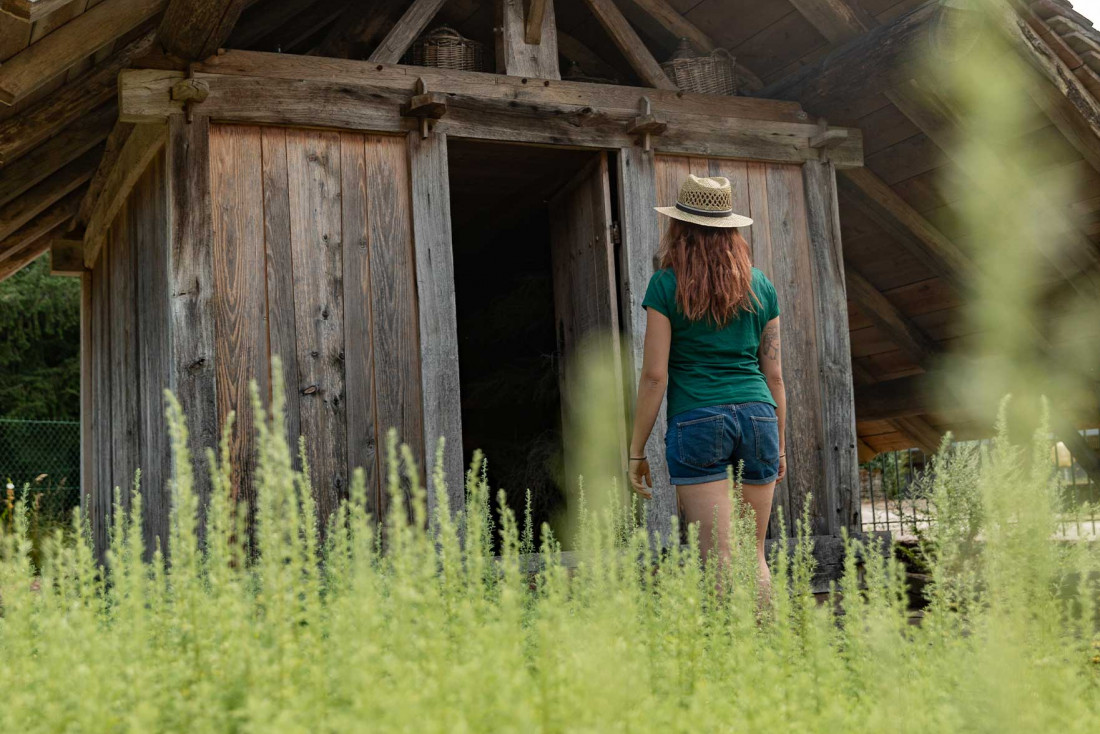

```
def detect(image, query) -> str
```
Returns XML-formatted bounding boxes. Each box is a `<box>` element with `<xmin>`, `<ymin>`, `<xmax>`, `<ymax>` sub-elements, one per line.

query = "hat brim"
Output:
<box><xmin>654</xmin><ymin>206</ymin><xmax>752</xmax><ymax>228</ymax></box>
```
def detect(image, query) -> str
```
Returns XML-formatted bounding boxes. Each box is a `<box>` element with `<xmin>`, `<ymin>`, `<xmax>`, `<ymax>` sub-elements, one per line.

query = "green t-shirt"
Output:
<box><xmin>641</xmin><ymin>267</ymin><xmax>780</xmax><ymax>419</ymax></box>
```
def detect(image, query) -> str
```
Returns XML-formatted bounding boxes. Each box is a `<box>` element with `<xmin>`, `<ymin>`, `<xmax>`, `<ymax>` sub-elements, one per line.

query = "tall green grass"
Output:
<box><xmin>1</xmin><ymin>381</ymin><xmax>1098</xmax><ymax>732</ymax></box>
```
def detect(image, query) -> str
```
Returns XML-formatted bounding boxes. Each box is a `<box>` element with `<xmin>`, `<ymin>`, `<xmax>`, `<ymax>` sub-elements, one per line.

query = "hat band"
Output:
<box><xmin>675</xmin><ymin>201</ymin><xmax>734</xmax><ymax>218</ymax></box>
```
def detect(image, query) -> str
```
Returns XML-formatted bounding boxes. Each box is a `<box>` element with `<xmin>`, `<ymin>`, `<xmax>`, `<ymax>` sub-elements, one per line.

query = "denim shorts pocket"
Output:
<box><xmin>750</xmin><ymin>414</ymin><xmax>779</xmax><ymax>466</ymax></box>
<box><xmin>676</xmin><ymin>414</ymin><xmax>724</xmax><ymax>470</ymax></box>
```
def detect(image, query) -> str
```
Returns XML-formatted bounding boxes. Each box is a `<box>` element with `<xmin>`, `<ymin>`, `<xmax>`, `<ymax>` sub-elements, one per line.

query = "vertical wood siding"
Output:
<box><xmin>206</xmin><ymin>124</ymin><xmax>422</xmax><ymax>520</ymax></box>
<box><xmin>88</xmin><ymin>151</ymin><xmax>171</xmax><ymax>557</ymax></box>
<box><xmin>654</xmin><ymin>155</ymin><xmax>843</xmax><ymax>537</ymax></box>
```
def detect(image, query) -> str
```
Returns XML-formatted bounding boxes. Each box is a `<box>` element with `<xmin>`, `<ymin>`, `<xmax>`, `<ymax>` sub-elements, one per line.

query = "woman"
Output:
<box><xmin>628</xmin><ymin>174</ymin><xmax>785</xmax><ymax>590</ymax></box>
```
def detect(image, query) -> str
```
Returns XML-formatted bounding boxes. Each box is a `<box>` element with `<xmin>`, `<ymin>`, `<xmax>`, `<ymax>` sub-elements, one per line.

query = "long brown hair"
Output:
<box><xmin>657</xmin><ymin>218</ymin><xmax>755</xmax><ymax>325</ymax></box>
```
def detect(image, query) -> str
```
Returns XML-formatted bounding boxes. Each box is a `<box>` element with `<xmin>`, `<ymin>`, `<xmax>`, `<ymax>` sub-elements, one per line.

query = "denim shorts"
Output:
<box><xmin>665</xmin><ymin>402</ymin><xmax>780</xmax><ymax>485</ymax></box>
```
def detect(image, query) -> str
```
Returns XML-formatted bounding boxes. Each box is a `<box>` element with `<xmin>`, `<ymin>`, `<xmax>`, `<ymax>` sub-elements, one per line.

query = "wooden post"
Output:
<box><xmin>802</xmin><ymin>160</ymin><xmax>859</xmax><ymax>533</ymax></box>
<box><xmin>407</xmin><ymin>131</ymin><xmax>464</xmax><ymax>520</ymax></box>
<box><xmin>80</xmin><ymin>270</ymin><xmax>93</xmax><ymax>524</ymax></box>
<box><xmin>166</xmin><ymin>114</ymin><xmax>217</xmax><ymax>518</ymax></box>
<box><xmin>496</xmin><ymin>0</ymin><xmax>561</xmax><ymax>80</ymax></box>
<box><xmin>617</xmin><ymin>145</ymin><xmax>675</xmax><ymax>545</ymax></box>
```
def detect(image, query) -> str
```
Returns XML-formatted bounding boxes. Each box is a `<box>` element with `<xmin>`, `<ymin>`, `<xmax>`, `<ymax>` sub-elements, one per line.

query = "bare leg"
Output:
<box><xmin>675</xmin><ymin>479</ymin><xmax>732</xmax><ymax>565</ymax></box>
<box><xmin>740</xmin><ymin>481</ymin><xmax>777</xmax><ymax>597</ymax></box>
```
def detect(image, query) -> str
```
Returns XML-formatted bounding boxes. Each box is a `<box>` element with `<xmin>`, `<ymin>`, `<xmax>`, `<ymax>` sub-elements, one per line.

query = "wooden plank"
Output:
<box><xmin>80</xmin><ymin>270</ymin><xmax>93</xmax><ymax>520</ymax></box>
<box><xmin>787</xmin><ymin>0</ymin><xmax>876</xmax><ymax>44</ymax></box>
<box><xmin>368</xmin><ymin>0</ymin><xmax>449</xmax><ymax>64</ymax></box>
<box><xmin>90</xmin><ymin>241</ymin><xmax>111</xmax><ymax>558</ymax></box>
<box><xmin>0</xmin><ymin>31</ymin><xmax>154</xmax><ymax>166</ymax></box>
<box><xmin>0</xmin><ymin>148</ymin><xmax>97</xmax><ymax>242</ymax></box>
<box><xmin>108</xmin><ymin>198</ymin><xmax>140</xmax><ymax>512</ymax></box>
<box><xmin>50</xmin><ymin>237</ymin><xmax>85</xmax><ymax>275</ymax></box>
<box><xmin>131</xmin><ymin>153</ymin><xmax>171</xmax><ymax>553</ymax></box>
<box><xmin>312</xmin><ymin>0</ymin><xmax>407</xmax><ymax>59</ymax></box>
<box><xmin>190</xmin><ymin>50</ymin><xmax>811</xmax><ymax>123</ymax></box>
<box><xmin>0</xmin><ymin>189</ymin><xmax>80</xmax><ymax>264</ymax></box>
<box><xmin>259</xmin><ymin>126</ymin><xmax>302</xmax><ymax>468</ymax></box>
<box><xmin>802</xmin><ymin>160</ymin><xmax>859</xmax><ymax>534</ymax></box>
<box><xmin>75</xmin><ymin>121</ymin><xmax>136</xmax><ymax>232</ymax></box>
<box><xmin>338</xmin><ymin>132</ymin><xmax>379</xmax><ymax>515</ymax></box>
<box><xmin>407</xmin><ymin>131</ymin><xmax>462</xmax><ymax>519</ymax></box>
<box><xmin>0</xmin><ymin>104</ymin><xmax>114</xmax><ymax>208</ymax></box>
<box><xmin>497</xmin><ymin>0</ymin><xmax>560</xmax><ymax>80</ymax></box>
<box><xmin>855</xmin><ymin>373</ymin><xmax>934</xmax><ymax>421</ymax></box>
<box><xmin>84</xmin><ymin>123</ymin><xmax>165</xmax><ymax>267</ymax></box>
<box><xmin>617</xmin><ymin>145</ymin><xmax>675</xmax><ymax>544</ymax></box>
<box><xmin>0</xmin><ymin>0</ymin><xmax>164</xmax><ymax>106</ymax></box>
<box><xmin>166</xmin><ymin>114</ymin><xmax>217</xmax><ymax>517</ymax></box>
<box><xmin>1</xmin><ymin>0</ymin><xmax>77</xmax><ymax>22</ymax></box>
<box><xmin>581</xmin><ymin>0</ymin><xmax>676</xmax><ymax>90</ymax></box>
<box><xmin>0</xmin><ymin>222</ymin><xmax>58</xmax><ymax>281</ymax></box>
<box><xmin>838</xmin><ymin>166</ymin><xmax>972</xmax><ymax>286</ymax></box>
<box><xmin>209</xmin><ymin>124</ymin><xmax>268</xmax><ymax>507</ymax></box>
<box><xmin>285</xmin><ymin>128</ymin><xmax>348</xmax><ymax>524</ymax></box>
<box><xmin>844</xmin><ymin>263</ymin><xmax>938</xmax><ymax>368</ymax></box>
<box><xmin>157</xmin><ymin>0</ymin><xmax>249</xmax><ymax>60</ymax></box>
<box><xmin>891</xmin><ymin>414</ymin><xmax>942</xmax><ymax>456</ymax></box>
<box><xmin>765</xmin><ymin>162</ymin><xmax>826</xmax><ymax>536</ymax></box>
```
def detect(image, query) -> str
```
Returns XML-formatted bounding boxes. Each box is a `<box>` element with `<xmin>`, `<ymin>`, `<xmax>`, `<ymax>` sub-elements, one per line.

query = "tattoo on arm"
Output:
<box><xmin>760</xmin><ymin>323</ymin><xmax>780</xmax><ymax>362</ymax></box>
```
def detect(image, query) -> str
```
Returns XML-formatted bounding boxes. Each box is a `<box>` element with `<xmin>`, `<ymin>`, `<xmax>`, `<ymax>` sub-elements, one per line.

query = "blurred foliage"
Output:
<box><xmin>0</xmin><ymin>256</ymin><xmax>80</xmax><ymax>420</ymax></box>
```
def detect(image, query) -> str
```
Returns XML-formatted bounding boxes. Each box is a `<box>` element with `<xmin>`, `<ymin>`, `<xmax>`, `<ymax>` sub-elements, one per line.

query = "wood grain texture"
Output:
<box><xmin>787</xmin><ymin>0</ymin><xmax>875</xmax><ymax>44</ymax></box>
<box><xmin>0</xmin><ymin>0</ymin><xmax>164</xmax><ymax>105</ymax></box>
<box><xmin>85</xmin><ymin>123</ymin><xmax>165</xmax><ymax>267</ymax></box>
<box><xmin>844</xmin><ymin>263</ymin><xmax>938</xmax><ymax>368</ymax></box>
<box><xmin>496</xmin><ymin>0</ymin><xmax>560</xmax><ymax>80</ymax></box>
<box><xmin>617</xmin><ymin>145</ymin><xmax>675</xmax><ymax>545</ymax></box>
<box><xmin>91</xmin><ymin>241</ymin><xmax>112</xmax><ymax>559</ymax></box>
<box><xmin>157</xmin><ymin>0</ymin><xmax>249</xmax><ymax>59</ymax></box>
<box><xmin>76</xmin><ymin>121</ymin><xmax>137</xmax><ymax>232</ymax></box>
<box><xmin>167</xmin><ymin>114</ymin><xmax>217</xmax><ymax>517</ymax></box>
<box><xmin>581</xmin><ymin>0</ymin><xmax>676</xmax><ymax>90</ymax></box>
<box><xmin>132</xmin><ymin>153</ymin><xmax>172</xmax><ymax>554</ymax></box>
<box><xmin>0</xmin><ymin>31</ymin><xmax>154</xmax><ymax>166</ymax></box>
<box><xmin>80</xmin><ymin>271</ymin><xmax>93</xmax><ymax>520</ymax></box>
<box><xmin>765</xmin><ymin>163</ymin><xmax>826</xmax><ymax>536</ymax></box>
<box><xmin>0</xmin><ymin>189</ymin><xmax>80</xmax><ymax>266</ymax></box>
<box><xmin>368</xmin><ymin>0</ymin><xmax>449</xmax><ymax>64</ymax></box>
<box><xmin>803</xmin><ymin>160</ymin><xmax>859</xmax><ymax>533</ymax></box>
<box><xmin>209</xmin><ymin>124</ymin><xmax>268</xmax><ymax>509</ymax></box>
<box><xmin>0</xmin><ymin>148</ymin><xmax>97</xmax><ymax>242</ymax></box>
<box><xmin>286</xmin><ymin>128</ymin><xmax>348</xmax><ymax>523</ymax></box>
<box><xmin>1</xmin><ymin>0</ymin><xmax>77</xmax><ymax>22</ymax></box>
<box><xmin>259</xmin><ymin>126</ymin><xmax>302</xmax><ymax>468</ymax></box>
<box><xmin>339</xmin><ymin>132</ymin><xmax>380</xmax><ymax>515</ymax></box>
<box><xmin>407</xmin><ymin>131</ymin><xmax>462</xmax><ymax>519</ymax></box>
<box><xmin>108</xmin><ymin>198</ymin><xmax>139</xmax><ymax>513</ymax></box>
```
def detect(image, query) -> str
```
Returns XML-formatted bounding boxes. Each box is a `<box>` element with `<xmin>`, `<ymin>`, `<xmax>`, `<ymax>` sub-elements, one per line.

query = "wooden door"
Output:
<box><xmin>548</xmin><ymin>152</ymin><xmax>627</xmax><ymax>491</ymax></box>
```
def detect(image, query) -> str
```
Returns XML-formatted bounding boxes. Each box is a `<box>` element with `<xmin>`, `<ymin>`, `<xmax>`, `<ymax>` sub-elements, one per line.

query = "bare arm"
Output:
<box><xmin>628</xmin><ymin>308</ymin><xmax>671</xmax><ymax>498</ymax></box>
<box><xmin>759</xmin><ymin>317</ymin><xmax>787</xmax><ymax>480</ymax></box>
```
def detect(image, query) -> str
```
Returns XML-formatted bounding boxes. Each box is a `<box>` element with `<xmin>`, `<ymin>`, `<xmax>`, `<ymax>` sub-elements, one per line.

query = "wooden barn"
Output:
<box><xmin>1</xmin><ymin>0</ymin><xmax>1098</xmax><ymax>556</ymax></box>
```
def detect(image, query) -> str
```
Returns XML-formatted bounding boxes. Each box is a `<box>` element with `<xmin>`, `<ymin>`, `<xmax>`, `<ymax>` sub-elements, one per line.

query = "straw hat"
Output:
<box><xmin>654</xmin><ymin>174</ymin><xmax>752</xmax><ymax>228</ymax></box>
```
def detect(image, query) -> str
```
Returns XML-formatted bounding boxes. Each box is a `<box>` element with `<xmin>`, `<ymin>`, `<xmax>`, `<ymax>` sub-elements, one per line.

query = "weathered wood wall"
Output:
<box><xmin>202</xmin><ymin>123</ymin><xmax>425</xmax><ymax>522</ymax></box>
<box><xmin>87</xmin><ymin>151</ymin><xmax>170</xmax><ymax>556</ymax></box>
<box><xmin>640</xmin><ymin>154</ymin><xmax>857</xmax><ymax>538</ymax></box>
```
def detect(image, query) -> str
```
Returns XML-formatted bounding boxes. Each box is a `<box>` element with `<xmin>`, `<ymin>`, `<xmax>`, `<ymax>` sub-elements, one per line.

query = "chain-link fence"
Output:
<box><xmin>0</xmin><ymin>418</ymin><xmax>81</xmax><ymax>529</ymax></box>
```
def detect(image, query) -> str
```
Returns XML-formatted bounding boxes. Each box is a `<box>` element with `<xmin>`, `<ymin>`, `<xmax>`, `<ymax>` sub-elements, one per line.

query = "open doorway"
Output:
<box><xmin>447</xmin><ymin>140</ymin><xmax>623</xmax><ymax>545</ymax></box>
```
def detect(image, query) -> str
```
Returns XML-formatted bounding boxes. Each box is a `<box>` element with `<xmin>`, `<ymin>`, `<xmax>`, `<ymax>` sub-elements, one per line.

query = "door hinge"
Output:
<box><xmin>610</xmin><ymin>221</ymin><xmax>622</xmax><ymax>245</ymax></box>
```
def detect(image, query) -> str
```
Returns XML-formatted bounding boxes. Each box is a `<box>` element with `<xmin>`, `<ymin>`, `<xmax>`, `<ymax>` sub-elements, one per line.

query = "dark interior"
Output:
<box><xmin>447</xmin><ymin>139</ymin><xmax>598</xmax><ymax>542</ymax></box>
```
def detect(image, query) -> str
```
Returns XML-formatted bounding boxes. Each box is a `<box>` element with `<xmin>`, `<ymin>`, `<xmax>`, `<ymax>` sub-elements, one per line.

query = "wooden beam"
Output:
<box><xmin>0</xmin><ymin>148</ymin><xmax>98</xmax><ymax>243</ymax></box>
<box><xmin>0</xmin><ymin>105</ymin><xmax>114</xmax><ymax>210</ymax></box>
<box><xmin>580</xmin><ymin>0</ymin><xmax>676</xmax><ymax>90</ymax></box>
<box><xmin>312</xmin><ymin>0</ymin><xmax>406</xmax><ymax>58</ymax></box>
<box><xmin>0</xmin><ymin>228</ymin><xmax>56</xmax><ymax>282</ymax></box>
<box><xmin>368</xmin><ymin>0</ymin><xmax>449</xmax><ymax>64</ymax></box>
<box><xmin>0</xmin><ymin>189</ymin><xmax>80</xmax><ymax>265</ymax></box>
<box><xmin>0</xmin><ymin>0</ymin><xmax>164</xmax><ymax>106</ymax></box>
<box><xmin>0</xmin><ymin>31</ymin><xmax>154</xmax><ymax>166</ymax></box>
<box><xmin>891</xmin><ymin>414</ymin><xmax>943</xmax><ymax>456</ymax></box>
<box><xmin>157</xmin><ymin>0</ymin><xmax>249</xmax><ymax>59</ymax></box>
<box><xmin>760</xmin><ymin>2</ymin><xmax>942</xmax><ymax>109</ymax></box>
<box><xmin>526</xmin><ymin>0</ymin><xmax>549</xmax><ymax>45</ymax></box>
<box><xmin>84</xmin><ymin>124</ymin><xmax>166</xmax><ymax>267</ymax></box>
<box><xmin>787</xmin><ymin>0</ymin><xmax>876</xmax><ymax>44</ymax></box>
<box><xmin>74</xmin><ymin>121</ymin><xmax>136</xmax><ymax>232</ymax></box>
<box><xmin>50</xmin><ymin>237</ymin><xmax>85</xmax><ymax>276</ymax></box>
<box><xmin>838</xmin><ymin>166</ymin><xmax>973</xmax><ymax>286</ymax></box>
<box><xmin>228</xmin><ymin>0</ymin><xmax>320</xmax><ymax>49</ymax></box>
<box><xmin>497</xmin><ymin>0</ymin><xmax>560</xmax><ymax>79</ymax></box>
<box><xmin>0</xmin><ymin>0</ymin><xmax>74</xmax><ymax>22</ymax></box>
<box><xmin>844</xmin><ymin>263</ymin><xmax>939</xmax><ymax>369</ymax></box>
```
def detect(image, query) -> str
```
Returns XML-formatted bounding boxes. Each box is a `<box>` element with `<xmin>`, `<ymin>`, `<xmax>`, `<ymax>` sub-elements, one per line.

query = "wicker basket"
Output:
<box><xmin>403</xmin><ymin>26</ymin><xmax>486</xmax><ymax>72</ymax></box>
<box><xmin>659</xmin><ymin>38</ymin><xmax>737</xmax><ymax>96</ymax></box>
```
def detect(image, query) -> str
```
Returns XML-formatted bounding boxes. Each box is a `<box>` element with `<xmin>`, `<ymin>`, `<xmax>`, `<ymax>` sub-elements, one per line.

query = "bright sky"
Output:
<box><xmin>1071</xmin><ymin>0</ymin><xmax>1100</xmax><ymax>24</ymax></box>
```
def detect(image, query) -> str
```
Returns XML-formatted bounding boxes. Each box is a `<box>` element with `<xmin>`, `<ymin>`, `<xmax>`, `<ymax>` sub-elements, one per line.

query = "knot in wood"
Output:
<box><xmin>302</xmin><ymin>385</ymin><xmax>318</xmax><ymax>395</ymax></box>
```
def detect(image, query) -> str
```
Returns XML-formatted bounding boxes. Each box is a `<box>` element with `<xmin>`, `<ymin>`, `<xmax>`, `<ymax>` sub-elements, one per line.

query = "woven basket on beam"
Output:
<box><xmin>403</xmin><ymin>26</ymin><xmax>487</xmax><ymax>72</ymax></box>
<box><xmin>659</xmin><ymin>38</ymin><xmax>737</xmax><ymax>96</ymax></box>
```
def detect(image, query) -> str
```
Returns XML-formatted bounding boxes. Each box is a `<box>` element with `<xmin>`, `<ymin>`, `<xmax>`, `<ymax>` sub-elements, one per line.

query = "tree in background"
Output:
<box><xmin>0</xmin><ymin>255</ymin><xmax>80</xmax><ymax>420</ymax></box>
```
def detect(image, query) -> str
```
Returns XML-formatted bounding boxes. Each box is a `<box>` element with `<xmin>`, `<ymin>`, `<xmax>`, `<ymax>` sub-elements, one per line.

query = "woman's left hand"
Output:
<box><xmin>629</xmin><ymin>458</ymin><xmax>652</xmax><ymax>500</ymax></box>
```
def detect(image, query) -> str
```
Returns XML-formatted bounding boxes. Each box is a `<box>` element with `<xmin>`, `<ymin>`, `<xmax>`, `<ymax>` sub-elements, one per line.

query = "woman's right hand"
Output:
<box><xmin>776</xmin><ymin>454</ymin><xmax>787</xmax><ymax>482</ymax></box>
<box><xmin>629</xmin><ymin>458</ymin><xmax>652</xmax><ymax>500</ymax></box>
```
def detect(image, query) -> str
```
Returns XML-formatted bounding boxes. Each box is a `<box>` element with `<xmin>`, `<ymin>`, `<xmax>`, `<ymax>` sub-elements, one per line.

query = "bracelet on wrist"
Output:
<box><xmin>629</xmin><ymin>455</ymin><xmax>646</xmax><ymax>461</ymax></box>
